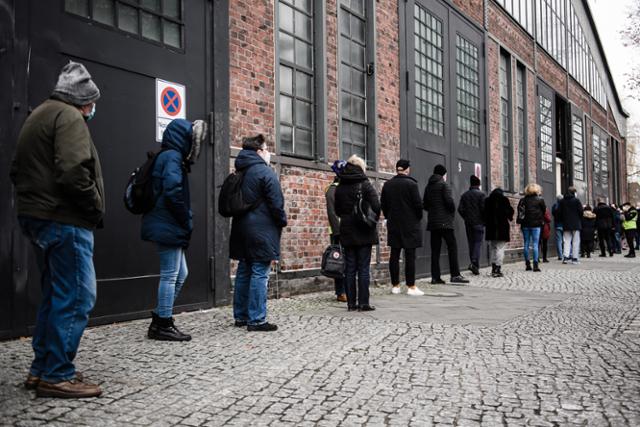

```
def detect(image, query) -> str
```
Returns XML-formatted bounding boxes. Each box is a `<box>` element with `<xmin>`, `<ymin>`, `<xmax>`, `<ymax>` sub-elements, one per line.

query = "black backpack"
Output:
<box><xmin>123</xmin><ymin>149</ymin><xmax>165</xmax><ymax>215</ymax></box>
<box><xmin>353</xmin><ymin>183</ymin><xmax>378</xmax><ymax>229</ymax></box>
<box><xmin>218</xmin><ymin>167</ymin><xmax>260</xmax><ymax>217</ymax></box>
<box><xmin>321</xmin><ymin>244</ymin><xmax>345</xmax><ymax>279</ymax></box>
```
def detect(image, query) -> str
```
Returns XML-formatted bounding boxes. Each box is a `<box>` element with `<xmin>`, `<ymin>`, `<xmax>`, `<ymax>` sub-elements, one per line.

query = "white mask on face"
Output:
<box><xmin>260</xmin><ymin>147</ymin><xmax>271</xmax><ymax>164</ymax></box>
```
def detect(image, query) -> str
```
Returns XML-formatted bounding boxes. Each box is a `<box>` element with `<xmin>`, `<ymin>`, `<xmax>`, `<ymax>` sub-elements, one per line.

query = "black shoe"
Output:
<box><xmin>347</xmin><ymin>306</ymin><xmax>359</xmax><ymax>311</ymax></box>
<box><xmin>494</xmin><ymin>266</ymin><xmax>504</xmax><ymax>278</ymax></box>
<box><xmin>469</xmin><ymin>264</ymin><xmax>480</xmax><ymax>275</ymax></box>
<box><xmin>430</xmin><ymin>278</ymin><xmax>446</xmax><ymax>285</ymax></box>
<box><xmin>234</xmin><ymin>320</ymin><xmax>247</xmax><ymax>327</ymax></box>
<box><xmin>358</xmin><ymin>305</ymin><xmax>376</xmax><ymax>312</ymax></box>
<box><xmin>450</xmin><ymin>275</ymin><xmax>470</xmax><ymax>284</ymax></box>
<box><xmin>525</xmin><ymin>261</ymin><xmax>532</xmax><ymax>271</ymax></box>
<box><xmin>533</xmin><ymin>262</ymin><xmax>541</xmax><ymax>272</ymax></box>
<box><xmin>542</xmin><ymin>258</ymin><xmax>549</xmax><ymax>263</ymax></box>
<box><xmin>148</xmin><ymin>314</ymin><xmax>191</xmax><ymax>341</ymax></box>
<box><xmin>610</xmin><ymin>252</ymin><xmax>614</xmax><ymax>257</ymax></box>
<box><xmin>599</xmin><ymin>253</ymin><xmax>607</xmax><ymax>257</ymax></box>
<box><xmin>624</xmin><ymin>253</ymin><xmax>636</xmax><ymax>258</ymax></box>
<box><xmin>557</xmin><ymin>257</ymin><xmax>563</xmax><ymax>261</ymax></box>
<box><xmin>247</xmin><ymin>322</ymin><xmax>278</xmax><ymax>332</ymax></box>
<box><xmin>562</xmin><ymin>258</ymin><xmax>568</xmax><ymax>264</ymax></box>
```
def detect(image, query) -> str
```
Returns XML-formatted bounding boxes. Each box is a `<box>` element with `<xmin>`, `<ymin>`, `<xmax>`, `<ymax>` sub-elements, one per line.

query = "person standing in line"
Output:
<box><xmin>612</xmin><ymin>204</ymin><xmax>623</xmax><ymax>254</ymax></box>
<box><xmin>423</xmin><ymin>164</ymin><xmax>469</xmax><ymax>284</ymax></box>
<box><xmin>325</xmin><ymin>160</ymin><xmax>347</xmax><ymax>303</ymax></box>
<box><xmin>594</xmin><ymin>199</ymin><xmax>614</xmax><ymax>257</ymax></box>
<box><xmin>580</xmin><ymin>205</ymin><xmax>597</xmax><ymax>258</ymax></box>
<box><xmin>458</xmin><ymin>175</ymin><xmax>486</xmax><ymax>275</ymax></box>
<box><xmin>540</xmin><ymin>208</ymin><xmax>552</xmax><ymax>263</ymax></box>
<box><xmin>230</xmin><ymin>135</ymin><xmax>287</xmax><ymax>331</ymax></box>
<box><xmin>516</xmin><ymin>183</ymin><xmax>546</xmax><ymax>272</ymax></box>
<box><xmin>142</xmin><ymin>119</ymin><xmax>206</xmax><ymax>342</ymax></box>
<box><xmin>551</xmin><ymin>195</ymin><xmax>564</xmax><ymax>260</ymax></box>
<box><xmin>622</xmin><ymin>203</ymin><xmax>637</xmax><ymax>258</ymax></box>
<box><xmin>381</xmin><ymin>159</ymin><xmax>424</xmax><ymax>296</ymax></box>
<box><xmin>334</xmin><ymin>155</ymin><xmax>381</xmax><ymax>311</ymax></box>
<box><xmin>484</xmin><ymin>188</ymin><xmax>514</xmax><ymax>277</ymax></box>
<box><xmin>10</xmin><ymin>62</ymin><xmax>103</xmax><ymax>398</ymax></box>
<box><xmin>635</xmin><ymin>204</ymin><xmax>640</xmax><ymax>251</ymax></box>
<box><xmin>558</xmin><ymin>187</ymin><xmax>583</xmax><ymax>264</ymax></box>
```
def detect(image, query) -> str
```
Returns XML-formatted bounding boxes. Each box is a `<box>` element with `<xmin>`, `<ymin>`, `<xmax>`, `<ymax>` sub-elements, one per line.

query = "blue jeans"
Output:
<box><xmin>555</xmin><ymin>227</ymin><xmax>563</xmax><ymax>259</ymax></box>
<box><xmin>19</xmin><ymin>217</ymin><xmax>97</xmax><ymax>383</ymax></box>
<box><xmin>465</xmin><ymin>224</ymin><xmax>485</xmax><ymax>267</ymax></box>
<box><xmin>155</xmin><ymin>245</ymin><xmax>188</xmax><ymax>318</ymax></box>
<box><xmin>233</xmin><ymin>261</ymin><xmax>271</xmax><ymax>325</ymax></box>
<box><xmin>522</xmin><ymin>227</ymin><xmax>541</xmax><ymax>263</ymax></box>
<box><xmin>344</xmin><ymin>245</ymin><xmax>372</xmax><ymax>308</ymax></box>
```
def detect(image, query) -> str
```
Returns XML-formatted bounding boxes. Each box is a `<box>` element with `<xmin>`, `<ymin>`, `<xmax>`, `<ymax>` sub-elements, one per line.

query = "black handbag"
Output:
<box><xmin>321</xmin><ymin>244</ymin><xmax>345</xmax><ymax>278</ymax></box>
<box><xmin>353</xmin><ymin>183</ymin><xmax>378</xmax><ymax>229</ymax></box>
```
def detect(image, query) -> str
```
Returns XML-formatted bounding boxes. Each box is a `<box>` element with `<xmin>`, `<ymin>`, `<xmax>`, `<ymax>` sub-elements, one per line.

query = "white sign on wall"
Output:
<box><xmin>156</xmin><ymin>79</ymin><xmax>186</xmax><ymax>142</ymax></box>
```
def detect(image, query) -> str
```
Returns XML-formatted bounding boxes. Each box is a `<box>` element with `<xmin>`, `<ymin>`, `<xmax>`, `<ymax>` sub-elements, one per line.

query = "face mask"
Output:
<box><xmin>262</xmin><ymin>150</ymin><xmax>272</xmax><ymax>164</ymax></box>
<box><xmin>84</xmin><ymin>104</ymin><xmax>96</xmax><ymax>121</ymax></box>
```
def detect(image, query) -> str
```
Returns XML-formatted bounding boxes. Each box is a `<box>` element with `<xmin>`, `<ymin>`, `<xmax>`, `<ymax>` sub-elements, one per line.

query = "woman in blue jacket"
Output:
<box><xmin>142</xmin><ymin>118</ymin><xmax>206</xmax><ymax>341</ymax></box>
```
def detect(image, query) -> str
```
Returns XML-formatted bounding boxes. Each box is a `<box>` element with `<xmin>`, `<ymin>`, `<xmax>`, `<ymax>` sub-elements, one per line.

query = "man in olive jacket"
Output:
<box><xmin>10</xmin><ymin>62</ymin><xmax>104</xmax><ymax>399</ymax></box>
<box><xmin>423</xmin><ymin>164</ymin><xmax>469</xmax><ymax>284</ymax></box>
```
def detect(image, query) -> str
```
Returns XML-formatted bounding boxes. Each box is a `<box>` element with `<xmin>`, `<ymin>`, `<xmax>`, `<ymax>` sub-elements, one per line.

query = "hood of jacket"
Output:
<box><xmin>428</xmin><ymin>174</ymin><xmax>444</xmax><ymax>185</ymax></box>
<box><xmin>161</xmin><ymin>119</ymin><xmax>193</xmax><ymax>157</ymax></box>
<box><xmin>563</xmin><ymin>192</ymin><xmax>576</xmax><ymax>201</ymax></box>
<box><xmin>490</xmin><ymin>188</ymin><xmax>505</xmax><ymax>198</ymax></box>
<box><xmin>583</xmin><ymin>211</ymin><xmax>596</xmax><ymax>219</ymax></box>
<box><xmin>394</xmin><ymin>174</ymin><xmax>418</xmax><ymax>183</ymax></box>
<box><xmin>339</xmin><ymin>163</ymin><xmax>367</xmax><ymax>183</ymax></box>
<box><xmin>235</xmin><ymin>149</ymin><xmax>267</xmax><ymax>171</ymax></box>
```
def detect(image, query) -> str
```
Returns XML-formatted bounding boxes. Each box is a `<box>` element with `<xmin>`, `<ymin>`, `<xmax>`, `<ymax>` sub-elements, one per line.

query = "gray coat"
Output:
<box><xmin>325</xmin><ymin>179</ymin><xmax>340</xmax><ymax>236</ymax></box>
<box><xmin>423</xmin><ymin>174</ymin><xmax>456</xmax><ymax>230</ymax></box>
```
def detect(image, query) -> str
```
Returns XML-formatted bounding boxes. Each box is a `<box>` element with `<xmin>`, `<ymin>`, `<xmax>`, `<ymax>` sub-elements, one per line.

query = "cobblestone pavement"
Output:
<box><xmin>1</xmin><ymin>257</ymin><xmax>640</xmax><ymax>426</ymax></box>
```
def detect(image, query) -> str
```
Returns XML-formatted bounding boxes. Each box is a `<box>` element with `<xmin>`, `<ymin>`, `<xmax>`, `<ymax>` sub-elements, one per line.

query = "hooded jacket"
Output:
<box><xmin>458</xmin><ymin>186</ymin><xmax>485</xmax><ymax>227</ymax></box>
<box><xmin>623</xmin><ymin>207</ymin><xmax>638</xmax><ymax>231</ymax></box>
<box><xmin>423</xmin><ymin>174</ymin><xmax>456</xmax><ymax>230</ymax></box>
<box><xmin>581</xmin><ymin>210</ymin><xmax>597</xmax><ymax>242</ymax></box>
<box><xmin>594</xmin><ymin>202</ymin><xmax>614</xmax><ymax>230</ymax></box>
<box><xmin>141</xmin><ymin>119</ymin><xmax>194</xmax><ymax>248</ymax></box>
<box><xmin>334</xmin><ymin>163</ymin><xmax>380</xmax><ymax>247</ymax></box>
<box><xmin>229</xmin><ymin>149</ymin><xmax>287</xmax><ymax>262</ymax></box>
<box><xmin>558</xmin><ymin>192</ymin><xmax>583</xmax><ymax>231</ymax></box>
<box><xmin>484</xmin><ymin>188</ymin><xmax>514</xmax><ymax>242</ymax></box>
<box><xmin>381</xmin><ymin>174</ymin><xmax>423</xmax><ymax>248</ymax></box>
<box><xmin>10</xmin><ymin>99</ymin><xmax>105</xmax><ymax>229</ymax></box>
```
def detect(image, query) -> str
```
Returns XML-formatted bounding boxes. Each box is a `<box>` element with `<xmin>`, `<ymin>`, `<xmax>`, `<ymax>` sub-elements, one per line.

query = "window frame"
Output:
<box><xmin>499</xmin><ymin>50</ymin><xmax>514</xmax><ymax>192</ymax></box>
<box><xmin>516</xmin><ymin>62</ymin><xmax>527</xmax><ymax>190</ymax></box>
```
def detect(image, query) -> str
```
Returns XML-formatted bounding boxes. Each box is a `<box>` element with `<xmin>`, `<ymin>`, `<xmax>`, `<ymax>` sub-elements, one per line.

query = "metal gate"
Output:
<box><xmin>400</xmin><ymin>0</ymin><xmax>487</xmax><ymax>277</ymax></box>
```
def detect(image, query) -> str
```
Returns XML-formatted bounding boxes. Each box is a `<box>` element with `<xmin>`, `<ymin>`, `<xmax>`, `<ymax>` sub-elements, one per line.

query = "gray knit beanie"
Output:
<box><xmin>51</xmin><ymin>61</ymin><xmax>100</xmax><ymax>106</ymax></box>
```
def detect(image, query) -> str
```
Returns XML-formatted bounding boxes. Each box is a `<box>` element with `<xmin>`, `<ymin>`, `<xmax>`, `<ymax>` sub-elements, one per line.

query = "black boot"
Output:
<box><xmin>525</xmin><ymin>261</ymin><xmax>532</xmax><ymax>271</ymax></box>
<box><xmin>491</xmin><ymin>263</ymin><xmax>497</xmax><ymax>275</ymax></box>
<box><xmin>148</xmin><ymin>313</ymin><xmax>192</xmax><ymax>341</ymax></box>
<box><xmin>533</xmin><ymin>261</ymin><xmax>541</xmax><ymax>272</ymax></box>
<box><xmin>495</xmin><ymin>265</ymin><xmax>504</xmax><ymax>277</ymax></box>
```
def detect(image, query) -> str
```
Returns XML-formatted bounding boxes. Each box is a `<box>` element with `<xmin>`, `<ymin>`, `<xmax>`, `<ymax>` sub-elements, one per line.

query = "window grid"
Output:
<box><xmin>539</xmin><ymin>95</ymin><xmax>553</xmax><ymax>172</ymax></box>
<box><xmin>500</xmin><ymin>53</ymin><xmax>513</xmax><ymax>191</ymax></box>
<box><xmin>572</xmin><ymin>114</ymin><xmax>584</xmax><ymax>182</ymax></box>
<box><xmin>455</xmin><ymin>34</ymin><xmax>480</xmax><ymax>148</ymax></box>
<box><xmin>516</xmin><ymin>64</ymin><xmax>527</xmax><ymax>190</ymax></box>
<box><xmin>495</xmin><ymin>0</ymin><xmax>534</xmax><ymax>35</ymax></box>
<box><xmin>64</xmin><ymin>0</ymin><xmax>183</xmax><ymax>49</ymax></box>
<box><xmin>340</xmin><ymin>0</ymin><xmax>368</xmax><ymax>161</ymax></box>
<box><xmin>414</xmin><ymin>5</ymin><xmax>444</xmax><ymax>136</ymax></box>
<box><xmin>592</xmin><ymin>128</ymin><xmax>601</xmax><ymax>187</ymax></box>
<box><xmin>536</xmin><ymin>0</ymin><xmax>566</xmax><ymax>68</ymax></box>
<box><xmin>278</xmin><ymin>0</ymin><xmax>315</xmax><ymax>158</ymax></box>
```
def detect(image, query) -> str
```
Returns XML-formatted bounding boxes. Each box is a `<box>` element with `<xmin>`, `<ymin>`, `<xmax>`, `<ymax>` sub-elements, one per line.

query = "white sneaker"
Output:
<box><xmin>391</xmin><ymin>286</ymin><xmax>401</xmax><ymax>295</ymax></box>
<box><xmin>407</xmin><ymin>287</ymin><xmax>424</xmax><ymax>296</ymax></box>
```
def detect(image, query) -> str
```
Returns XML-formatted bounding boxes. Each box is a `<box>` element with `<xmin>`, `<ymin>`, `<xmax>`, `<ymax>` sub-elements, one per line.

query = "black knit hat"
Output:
<box><xmin>470</xmin><ymin>175</ymin><xmax>481</xmax><ymax>186</ymax></box>
<box><xmin>396</xmin><ymin>159</ymin><xmax>410</xmax><ymax>171</ymax></box>
<box><xmin>433</xmin><ymin>164</ymin><xmax>447</xmax><ymax>176</ymax></box>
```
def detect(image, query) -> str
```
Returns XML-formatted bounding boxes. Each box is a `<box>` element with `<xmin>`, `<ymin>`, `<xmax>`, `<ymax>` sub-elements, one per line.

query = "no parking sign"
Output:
<box><xmin>156</xmin><ymin>79</ymin><xmax>186</xmax><ymax>142</ymax></box>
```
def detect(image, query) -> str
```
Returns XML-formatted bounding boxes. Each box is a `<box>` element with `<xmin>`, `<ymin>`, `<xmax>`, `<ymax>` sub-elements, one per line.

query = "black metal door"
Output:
<box><xmin>402</xmin><ymin>0</ymin><xmax>486</xmax><ymax>277</ymax></box>
<box><xmin>18</xmin><ymin>0</ymin><xmax>213</xmax><ymax>329</ymax></box>
<box><xmin>569</xmin><ymin>105</ymin><xmax>588</xmax><ymax>203</ymax></box>
<box><xmin>536</xmin><ymin>82</ymin><xmax>556</xmax><ymax>210</ymax></box>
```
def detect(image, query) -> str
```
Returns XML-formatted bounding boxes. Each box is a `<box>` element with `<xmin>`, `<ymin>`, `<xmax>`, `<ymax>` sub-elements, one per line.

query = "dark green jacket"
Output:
<box><xmin>10</xmin><ymin>99</ymin><xmax>105</xmax><ymax>229</ymax></box>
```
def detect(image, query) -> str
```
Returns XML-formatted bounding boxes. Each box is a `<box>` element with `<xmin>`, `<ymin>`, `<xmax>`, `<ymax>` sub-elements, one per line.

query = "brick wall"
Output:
<box><xmin>568</xmin><ymin>77</ymin><xmax>591</xmax><ymax>115</ymax></box>
<box><xmin>488</xmin><ymin>3</ymin><xmax>534</xmax><ymax>66</ymax></box>
<box><xmin>536</xmin><ymin>50</ymin><xmax>567</xmax><ymax>97</ymax></box>
<box><xmin>452</xmin><ymin>0</ymin><xmax>484</xmax><ymax>28</ymax></box>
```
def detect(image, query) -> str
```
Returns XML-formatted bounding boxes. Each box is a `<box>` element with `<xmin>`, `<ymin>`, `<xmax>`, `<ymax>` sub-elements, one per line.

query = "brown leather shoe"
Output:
<box><xmin>336</xmin><ymin>294</ymin><xmax>347</xmax><ymax>303</ymax></box>
<box><xmin>36</xmin><ymin>378</ymin><xmax>101</xmax><ymax>398</ymax></box>
<box><xmin>25</xmin><ymin>371</ymin><xmax>83</xmax><ymax>390</ymax></box>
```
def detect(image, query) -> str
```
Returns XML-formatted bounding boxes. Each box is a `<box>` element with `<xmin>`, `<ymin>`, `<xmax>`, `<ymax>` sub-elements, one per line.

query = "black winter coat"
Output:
<box><xmin>484</xmin><ymin>188</ymin><xmax>514</xmax><ymax>242</ymax></box>
<box><xmin>423</xmin><ymin>174</ymin><xmax>455</xmax><ymax>230</ymax></box>
<box><xmin>558</xmin><ymin>193</ymin><xmax>583</xmax><ymax>231</ymax></box>
<box><xmin>381</xmin><ymin>174</ymin><xmax>423</xmax><ymax>248</ymax></box>
<box><xmin>334</xmin><ymin>163</ymin><xmax>381</xmax><ymax>247</ymax></box>
<box><xmin>581</xmin><ymin>211</ymin><xmax>596</xmax><ymax>242</ymax></box>
<box><xmin>229</xmin><ymin>149</ymin><xmax>287</xmax><ymax>262</ymax></box>
<box><xmin>517</xmin><ymin>195</ymin><xmax>546</xmax><ymax>228</ymax></box>
<box><xmin>594</xmin><ymin>203</ymin><xmax>614</xmax><ymax>230</ymax></box>
<box><xmin>458</xmin><ymin>186</ymin><xmax>485</xmax><ymax>226</ymax></box>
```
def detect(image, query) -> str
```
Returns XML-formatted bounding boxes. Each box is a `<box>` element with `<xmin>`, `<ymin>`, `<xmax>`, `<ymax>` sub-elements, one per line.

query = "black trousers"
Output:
<box><xmin>597</xmin><ymin>228</ymin><xmax>613</xmax><ymax>255</ymax></box>
<box><xmin>625</xmin><ymin>230</ymin><xmax>636</xmax><ymax>256</ymax></box>
<box><xmin>540</xmin><ymin>238</ymin><xmax>548</xmax><ymax>261</ymax></box>
<box><xmin>430</xmin><ymin>229</ymin><xmax>461</xmax><ymax>279</ymax></box>
<box><xmin>389</xmin><ymin>247</ymin><xmax>416</xmax><ymax>286</ymax></box>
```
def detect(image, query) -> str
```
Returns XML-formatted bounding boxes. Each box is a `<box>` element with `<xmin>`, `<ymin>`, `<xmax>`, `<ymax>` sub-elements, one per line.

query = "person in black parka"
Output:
<box><xmin>484</xmin><ymin>188</ymin><xmax>514</xmax><ymax>277</ymax></box>
<box><xmin>381</xmin><ymin>159</ymin><xmax>424</xmax><ymax>296</ymax></box>
<box><xmin>325</xmin><ymin>160</ymin><xmax>347</xmax><ymax>302</ymax></box>
<box><xmin>334</xmin><ymin>155</ymin><xmax>381</xmax><ymax>311</ymax></box>
<box><xmin>558</xmin><ymin>186</ymin><xmax>583</xmax><ymax>263</ymax></box>
<box><xmin>423</xmin><ymin>164</ymin><xmax>469</xmax><ymax>284</ymax></box>
<box><xmin>594</xmin><ymin>200</ymin><xmax>614</xmax><ymax>257</ymax></box>
<box><xmin>580</xmin><ymin>205</ymin><xmax>597</xmax><ymax>258</ymax></box>
<box><xmin>458</xmin><ymin>175</ymin><xmax>485</xmax><ymax>275</ymax></box>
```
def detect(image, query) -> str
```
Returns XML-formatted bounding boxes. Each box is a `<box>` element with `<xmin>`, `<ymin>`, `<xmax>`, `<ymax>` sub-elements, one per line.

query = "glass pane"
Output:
<box><xmin>352</xmin><ymin>123</ymin><xmax>365</xmax><ymax>144</ymax></box>
<box><xmin>352</xmin><ymin>69</ymin><xmax>365</xmax><ymax>96</ymax></box>
<box><xmin>93</xmin><ymin>0</ymin><xmax>114</xmax><ymax>25</ymax></box>
<box><xmin>295</xmin><ymin>71</ymin><xmax>312</xmax><ymax>99</ymax></box>
<box><xmin>280</xmin><ymin>96</ymin><xmax>293</xmax><ymax>123</ymax></box>
<box><xmin>65</xmin><ymin>0</ymin><xmax>89</xmax><ymax>16</ymax></box>
<box><xmin>352</xmin><ymin>97</ymin><xmax>365</xmax><ymax>121</ymax></box>
<box><xmin>280</xmin><ymin>66</ymin><xmax>293</xmax><ymax>94</ymax></box>
<box><xmin>280</xmin><ymin>4</ymin><xmax>294</xmax><ymax>34</ymax></box>
<box><xmin>340</xmin><ymin>64</ymin><xmax>351</xmax><ymax>89</ymax></box>
<box><xmin>352</xmin><ymin>16</ymin><xmax>365</xmax><ymax>43</ymax></box>
<box><xmin>118</xmin><ymin>4</ymin><xmax>138</xmax><ymax>34</ymax></box>
<box><xmin>163</xmin><ymin>0</ymin><xmax>181</xmax><ymax>19</ymax></box>
<box><xmin>295</xmin><ymin>0</ymin><xmax>312</xmax><ymax>13</ymax></box>
<box><xmin>140</xmin><ymin>0</ymin><xmax>160</xmax><ymax>12</ymax></box>
<box><xmin>295</xmin><ymin>39</ymin><xmax>312</xmax><ymax>69</ymax></box>
<box><xmin>351</xmin><ymin>43</ymin><xmax>365</xmax><ymax>68</ymax></box>
<box><xmin>341</xmin><ymin>93</ymin><xmax>351</xmax><ymax>117</ymax></box>
<box><xmin>295</xmin><ymin>129</ymin><xmax>313</xmax><ymax>156</ymax></box>
<box><xmin>351</xmin><ymin>0</ymin><xmax>364</xmax><ymax>15</ymax></box>
<box><xmin>279</xmin><ymin>32</ymin><xmax>294</xmax><ymax>62</ymax></box>
<box><xmin>141</xmin><ymin>12</ymin><xmax>161</xmax><ymax>41</ymax></box>
<box><xmin>341</xmin><ymin>121</ymin><xmax>351</xmax><ymax>142</ymax></box>
<box><xmin>340</xmin><ymin>36</ymin><xmax>350</xmax><ymax>63</ymax></box>
<box><xmin>163</xmin><ymin>20</ymin><xmax>182</xmax><ymax>48</ymax></box>
<box><xmin>280</xmin><ymin>125</ymin><xmax>293</xmax><ymax>153</ymax></box>
<box><xmin>295</xmin><ymin>11</ymin><xmax>312</xmax><ymax>41</ymax></box>
<box><xmin>295</xmin><ymin>100</ymin><xmax>312</xmax><ymax>128</ymax></box>
<box><xmin>340</xmin><ymin>10</ymin><xmax>350</xmax><ymax>36</ymax></box>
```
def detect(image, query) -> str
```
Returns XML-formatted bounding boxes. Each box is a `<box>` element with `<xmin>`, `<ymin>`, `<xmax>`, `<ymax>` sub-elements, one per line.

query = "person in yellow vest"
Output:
<box><xmin>325</xmin><ymin>160</ymin><xmax>347</xmax><ymax>302</ymax></box>
<box><xmin>622</xmin><ymin>203</ymin><xmax>637</xmax><ymax>258</ymax></box>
